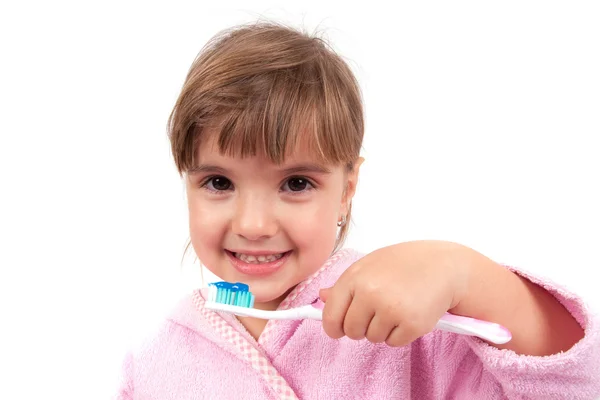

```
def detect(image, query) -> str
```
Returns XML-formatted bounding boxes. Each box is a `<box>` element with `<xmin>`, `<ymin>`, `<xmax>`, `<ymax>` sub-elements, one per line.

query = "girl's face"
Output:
<box><xmin>186</xmin><ymin>132</ymin><xmax>361</xmax><ymax>309</ymax></box>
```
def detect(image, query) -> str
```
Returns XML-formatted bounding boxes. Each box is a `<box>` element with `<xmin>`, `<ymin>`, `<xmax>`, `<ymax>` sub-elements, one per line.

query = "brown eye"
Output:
<box><xmin>283</xmin><ymin>177</ymin><xmax>312</xmax><ymax>192</ymax></box>
<box><xmin>206</xmin><ymin>176</ymin><xmax>232</xmax><ymax>191</ymax></box>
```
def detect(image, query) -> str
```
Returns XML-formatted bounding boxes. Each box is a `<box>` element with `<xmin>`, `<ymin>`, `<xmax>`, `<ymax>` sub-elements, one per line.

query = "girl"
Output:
<box><xmin>116</xmin><ymin>22</ymin><xmax>600</xmax><ymax>399</ymax></box>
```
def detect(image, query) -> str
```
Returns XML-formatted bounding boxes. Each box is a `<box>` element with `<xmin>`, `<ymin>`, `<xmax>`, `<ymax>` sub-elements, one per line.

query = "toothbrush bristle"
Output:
<box><xmin>208</xmin><ymin>281</ymin><xmax>255</xmax><ymax>308</ymax></box>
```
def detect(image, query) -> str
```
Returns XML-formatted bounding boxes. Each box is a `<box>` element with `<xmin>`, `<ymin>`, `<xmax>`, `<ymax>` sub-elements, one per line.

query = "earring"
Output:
<box><xmin>337</xmin><ymin>215</ymin><xmax>347</xmax><ymax>227</ymax></box>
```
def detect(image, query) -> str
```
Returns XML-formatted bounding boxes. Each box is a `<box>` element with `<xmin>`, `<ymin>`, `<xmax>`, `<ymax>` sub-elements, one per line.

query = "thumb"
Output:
<box><xmin>319</xmin><ymin>287</ymin><xmax>332</xmax><ymax>302</ymax></box>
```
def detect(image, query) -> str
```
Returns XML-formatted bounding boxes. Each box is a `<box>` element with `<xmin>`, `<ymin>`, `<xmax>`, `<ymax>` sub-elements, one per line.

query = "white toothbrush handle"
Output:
<box><xmin>436</xmin><ymin>313</ymin><xmax>512</xmax><ymax>344</ymax></box>
<box><xmin>306</xmin><ymin>309</ymin><xmax>511</xmax><ymax>344</ymax></box>
<box><xmin>298</xmin><ymin>308</ymin><xmax>512</xmax><ymax>344</ymax></box>
<box><xmin>204</xmin><ymin>302</ymin><xmax>323</xmax><ymax>320</ymax></box>
<box><xmin>204</xmin><ymin>303</ymin><xmax>511</xmax><ymax>344</ymax></box>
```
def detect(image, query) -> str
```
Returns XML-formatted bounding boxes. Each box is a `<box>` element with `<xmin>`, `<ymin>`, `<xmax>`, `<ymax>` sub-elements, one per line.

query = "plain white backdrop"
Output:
<box><xmin>1</xmin><ymin>1</ymin><xmax>599</xmax><ymax>399</ymax></box>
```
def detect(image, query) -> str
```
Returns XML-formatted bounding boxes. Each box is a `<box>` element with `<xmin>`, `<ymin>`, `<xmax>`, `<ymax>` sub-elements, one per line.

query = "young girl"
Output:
<box><xmin>116</xmin><ymin>22</ymin><xmax>600</xmax><ymax>399</ymax></box>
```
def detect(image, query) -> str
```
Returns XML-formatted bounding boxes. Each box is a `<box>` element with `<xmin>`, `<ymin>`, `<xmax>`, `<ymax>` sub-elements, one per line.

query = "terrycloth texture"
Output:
<box><xmin>115</xmin><ymin>249</ymin><xmax>600</xmax><ymax>399</ymax></box>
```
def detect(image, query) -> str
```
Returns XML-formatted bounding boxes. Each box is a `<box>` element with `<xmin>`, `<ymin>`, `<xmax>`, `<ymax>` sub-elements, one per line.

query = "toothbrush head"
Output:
<box><xmin>207</xmin><ymin>281</ymin><xmax>255</xmax><ymax>308</ymax></box>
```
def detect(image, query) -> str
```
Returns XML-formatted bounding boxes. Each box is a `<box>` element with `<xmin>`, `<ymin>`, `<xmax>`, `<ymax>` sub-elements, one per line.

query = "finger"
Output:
<box><xmin>385</xmin><ymin>325</ymin><xmax>421</xmax><ymax>347</ymax></box>
<box><xmin>365</xmin><ymin>313</ymin><xmax>396</xmax><ymax>344</ymax></box>
<box><xmin>321</xmin><ymin>285</ymin><xmax>353</xmax><ymax>340</ymax></box>
<box><xmin>318</xmin><ymin>287</ymin><xmax>331</xmax><ymax>302</ymax></box>
<box><xmin>343</xmin><ymin>296</ymin><xmax>375</xmax><ymax>340</ymax></box>
<box><xmin>384</xmin><ymin>326</ymin><xmax>407</xmax><ymax>347</ymax></box>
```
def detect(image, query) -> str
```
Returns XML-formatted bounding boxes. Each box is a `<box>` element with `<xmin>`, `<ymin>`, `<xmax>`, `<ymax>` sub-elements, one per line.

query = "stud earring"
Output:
<box><xmin>337</xmin><ymin>215</ymin><xmax>347</xmax><ymax>227</ymax></box>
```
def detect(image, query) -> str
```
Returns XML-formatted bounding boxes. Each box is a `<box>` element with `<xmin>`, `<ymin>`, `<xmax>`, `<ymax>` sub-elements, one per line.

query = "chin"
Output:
<box><xmin>250</xmin><ymin>282</ymin><xmax>296</xmax><ymax>305</ymax></box>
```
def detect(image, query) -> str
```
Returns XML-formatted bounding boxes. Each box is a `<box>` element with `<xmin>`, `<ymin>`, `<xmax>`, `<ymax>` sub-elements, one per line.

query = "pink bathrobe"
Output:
<box><xmin>115</xmin><ymin>249</ymin><xmax>600</xmax><ymax>399</ymax></box>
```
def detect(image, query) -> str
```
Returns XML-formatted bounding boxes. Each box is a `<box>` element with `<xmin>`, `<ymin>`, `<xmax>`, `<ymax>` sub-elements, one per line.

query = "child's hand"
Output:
<box><xmin>320</xmin><ymin>241</ymin><xmax>470</xmax><ymax>347</ymax></box>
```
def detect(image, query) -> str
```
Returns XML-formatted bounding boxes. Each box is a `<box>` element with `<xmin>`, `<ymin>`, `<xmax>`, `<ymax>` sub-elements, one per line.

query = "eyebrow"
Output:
<box><xmin>281</xmin><ymin>163</ymin><xmax>331</xmax><ymax>175</ymax></box>
<box><xmin>187</xmin><ymin>163</ymin><xmax>331</xmax><ymax>175</ymax></box>
<box><xmin>187</xmin><ymin>164</ymin><xmax>228</xmax><ymax>175</ymax></box>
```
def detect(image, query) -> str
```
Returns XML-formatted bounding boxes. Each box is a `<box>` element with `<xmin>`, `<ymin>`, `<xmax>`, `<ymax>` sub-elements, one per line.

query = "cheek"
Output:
<box><xmin>282</xmin><ymin>195</ymin><xmax>340</xmax><ymax>252</ymax></box>
<box><xmin>187</xmin><ymin>195</ymin><xmax>227</xmax><ymax>257</ymax></box>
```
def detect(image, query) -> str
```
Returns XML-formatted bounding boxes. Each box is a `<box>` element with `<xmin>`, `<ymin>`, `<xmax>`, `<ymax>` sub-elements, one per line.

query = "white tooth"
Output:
<box><xmin>234</xmin><ymin>252</ymin><xmax>286</xmax><ymax>263</ymax></box>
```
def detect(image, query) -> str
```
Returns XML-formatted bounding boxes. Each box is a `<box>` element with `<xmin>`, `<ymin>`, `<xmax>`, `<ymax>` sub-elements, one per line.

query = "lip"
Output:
<box><xmin>226</xmin><ymin>250</ymin><xmax>291</xmax><ymax>276</ymax></box>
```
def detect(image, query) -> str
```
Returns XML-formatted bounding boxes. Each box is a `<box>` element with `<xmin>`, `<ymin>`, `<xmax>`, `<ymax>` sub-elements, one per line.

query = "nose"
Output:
<box><xmin>231</xmin><ymin>192</ymin><xmax>278</xmax><ymax>241</ymax></box>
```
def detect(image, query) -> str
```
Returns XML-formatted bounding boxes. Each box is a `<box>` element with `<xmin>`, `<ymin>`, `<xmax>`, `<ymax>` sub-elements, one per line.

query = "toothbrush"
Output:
<box><xmin>203</xmin><ymin>281</ymin><xmax>512</xmax><ymax>345</ymax></box>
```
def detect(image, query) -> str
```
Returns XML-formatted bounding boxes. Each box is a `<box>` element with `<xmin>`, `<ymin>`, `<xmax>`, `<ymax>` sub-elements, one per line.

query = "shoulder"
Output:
<box><xmin>330</xmin><ymin>247</ymin><xmax>366</xmax><ymax>272</ymax></box>
<box><xmin>113</xmin><ymin>292</ymin><xmax>208</xmax><ymax>399</ymax></box>
<box><xmin>299</xmin><ymin>248</ymin><xmax>365</xmax><ymax>292</ymax></box>
<box><xmin>126</xmin><ymin>292</ymin><xmax>213</xmax><ymax>365</ymax></box>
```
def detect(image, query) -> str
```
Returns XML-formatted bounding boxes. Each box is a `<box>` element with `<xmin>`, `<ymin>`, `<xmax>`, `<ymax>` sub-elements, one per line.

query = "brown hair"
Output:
<box><xmin>168</xmin><ymin>21</ymin><xmax>364</xmax><ymax>250</ymax></box>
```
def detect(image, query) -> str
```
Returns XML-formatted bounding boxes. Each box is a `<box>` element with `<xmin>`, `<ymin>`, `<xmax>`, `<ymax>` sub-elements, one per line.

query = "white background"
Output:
<box><xmin>1</xmin><ymin>1</ymin><xmax>599</xmax><ymax>399</ymax></box>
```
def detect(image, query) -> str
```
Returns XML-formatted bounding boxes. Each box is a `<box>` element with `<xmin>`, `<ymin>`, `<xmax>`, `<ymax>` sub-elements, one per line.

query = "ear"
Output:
<box><xmin>340</xmin><ymin>157</ymin><xmax>364</xmax><ymax>215</ymax></box>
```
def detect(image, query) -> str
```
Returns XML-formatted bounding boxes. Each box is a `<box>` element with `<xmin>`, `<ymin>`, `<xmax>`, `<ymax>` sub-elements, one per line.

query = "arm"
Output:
<box><xmin>449</xmin><ymin>244</ymin><xmax>584</xmax><ymax>356</ymax></box>
<box><xmin>321</xmin><ymin>241</ymin><xmax>600</xmax><ymax>397</ymax></box>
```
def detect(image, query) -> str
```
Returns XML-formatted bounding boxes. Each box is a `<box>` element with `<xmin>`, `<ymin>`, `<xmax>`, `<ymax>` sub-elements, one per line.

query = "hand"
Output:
<box><xmin>320</xmin><ymin>240</ymin><xmax>471</xmax><ymax>347</ymax></box>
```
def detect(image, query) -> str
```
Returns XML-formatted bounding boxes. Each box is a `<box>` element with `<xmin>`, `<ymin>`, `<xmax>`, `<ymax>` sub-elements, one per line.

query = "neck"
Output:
<box><xmin>237</xmin><ymin>316</ymin><xmax>269</xmax><ymax>340</ymax></box>
<box><xmin>237</xmin><ymin>289</ymin><xmax>291</xmax><ymax>340</ymax></box>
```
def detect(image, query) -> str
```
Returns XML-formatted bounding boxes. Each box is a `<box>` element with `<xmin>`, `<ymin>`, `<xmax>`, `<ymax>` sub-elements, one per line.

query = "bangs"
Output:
<box><xmin>196</xmin><ymin>69</ymin><xmax>357</xmax><ymax>167</ymax></box>
<box><xmin>169</xmin><ymin>22</ymin><xmax>364</xmax><ymax>175</ymax></box>
<box><xmin>192</xmin><ymin>65</ymin><xmax>358</xmax><ymax>165</ymax></box>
